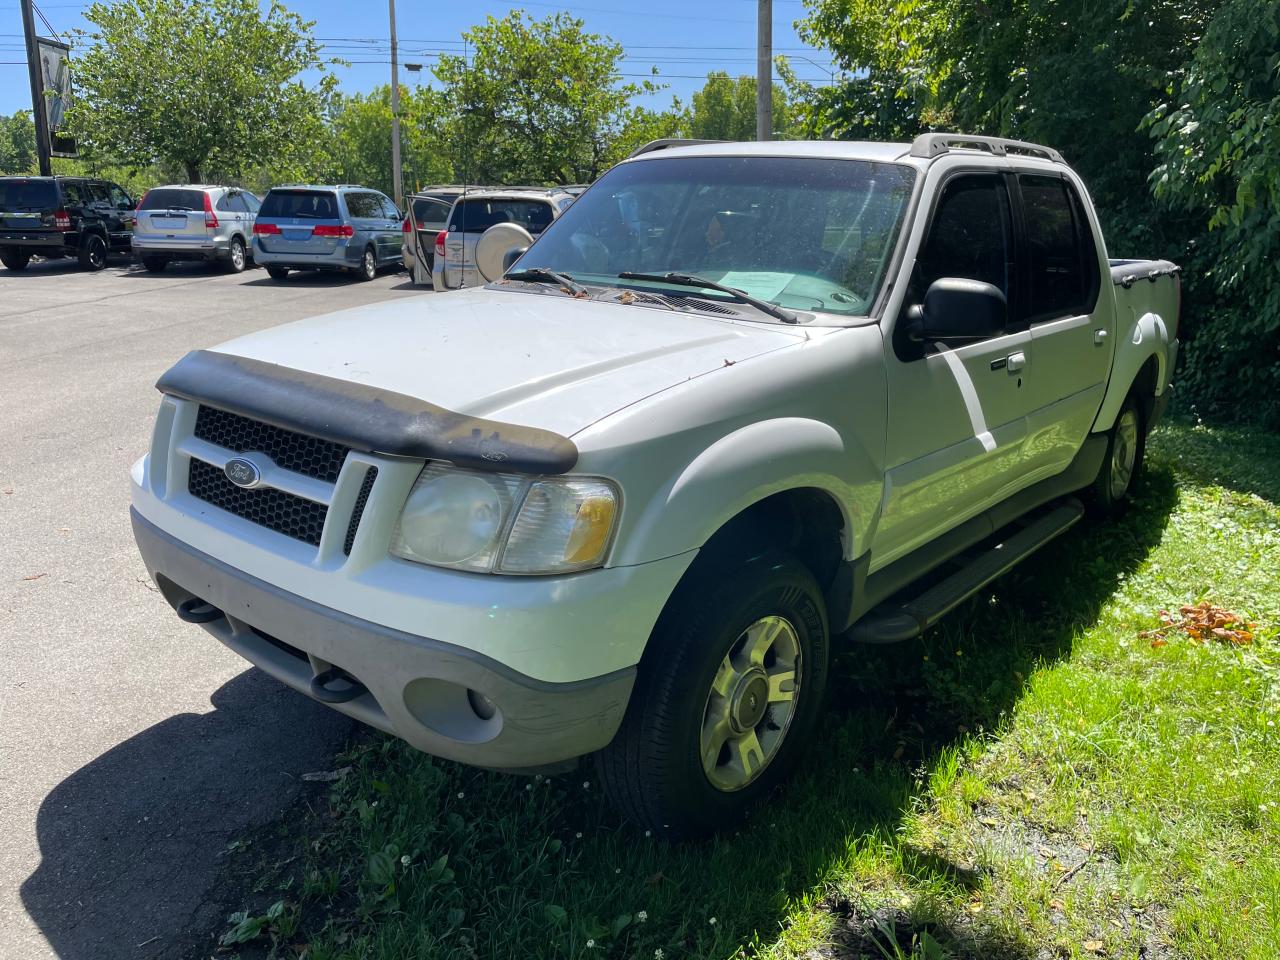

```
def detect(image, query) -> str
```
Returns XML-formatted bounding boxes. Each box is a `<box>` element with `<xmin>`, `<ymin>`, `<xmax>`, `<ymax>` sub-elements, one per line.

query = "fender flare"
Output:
<box><xmin>1093</xmin><ymin>310</ymin><xmax>1169</xmax><ymax>433</ymax></box>
<box><xmin>610</xmin><ymin>417</ymin><xmax>879</xmax><ymax>568</ymax></box>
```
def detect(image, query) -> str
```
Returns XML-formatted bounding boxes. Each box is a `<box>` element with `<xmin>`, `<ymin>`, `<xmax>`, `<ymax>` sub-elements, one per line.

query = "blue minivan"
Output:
<box><xmin>252</xmin><ymin>185</ymin><xmax>404</xmax><ymax>282</ymax></box>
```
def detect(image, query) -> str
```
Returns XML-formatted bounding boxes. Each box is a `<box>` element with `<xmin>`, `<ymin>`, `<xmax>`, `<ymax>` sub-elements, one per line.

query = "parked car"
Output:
<box><xmin>131</xmin><ymin>135</ymin><xmax>1181</xmax><ymax>837</ymax></box>
<box><xmin>432</xmin><ymin>187</ymin><xmax>576</xmax><ymax>290</ymax></box>
<box><xmin>251</xmin><ymin>185</ymin><xmax>403</xmax><ymax>282</ymax></box>
<box><xmin>0</xmin><ymin>175</ymin><xmax>135</xmax><ymax>271</ymax></box>
<box><xmin>132</xmin><ymin>185</ymin><xmax>260</xmax><ymax>273</ymax></box>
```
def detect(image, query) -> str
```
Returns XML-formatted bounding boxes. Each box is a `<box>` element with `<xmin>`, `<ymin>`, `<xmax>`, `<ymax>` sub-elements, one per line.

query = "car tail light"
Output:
<box><xmin>312</xmin><ymin>224</ymin><xmax>354</xmax><ymax>238</ymax></box>
<box><xmin>203</xmin><ymin>193</ymin><xmax>218</xmax><ymax>229</ymax></box>
<box><xmin>252</xmin><ymin>222</ymin><xmax>281</xmax><ymax>235</ymax></box>
<box><xmin>402</xmin><ymin>217</ymin><xmax>413</xmax><ymax>234</ymax></box>
<box><xmin>53</xmin><ymin>209</ymin><xmax>72</xmax><ymax>231</ymax></box>
<box><xmin>435</xmin><ymin>230</ymin><xmax>446</xmax><ymax>256</ymax></box>
<box><xmin>137</xmin><ymin>190</ymin><xmax>150</xmax><ymax>211</ymax></box>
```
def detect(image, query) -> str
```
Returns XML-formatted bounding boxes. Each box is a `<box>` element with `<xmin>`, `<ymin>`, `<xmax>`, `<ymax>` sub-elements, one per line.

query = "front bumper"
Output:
<box><xmin>133</xmin><ymin>509</ymin><xmax>637</xmax><ymax>769</ymax></box>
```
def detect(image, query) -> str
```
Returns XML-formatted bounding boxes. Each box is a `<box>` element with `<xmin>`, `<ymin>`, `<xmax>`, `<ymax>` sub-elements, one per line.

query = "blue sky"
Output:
<box><xmin>0</xmin><ymin>0</ymin><xmax>839</xmax><ymax>117</ymax></box>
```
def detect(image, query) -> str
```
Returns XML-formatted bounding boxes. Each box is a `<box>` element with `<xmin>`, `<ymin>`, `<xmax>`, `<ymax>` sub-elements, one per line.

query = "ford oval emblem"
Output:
<box><xmin>224</xmin><ymin>457</ymin><xmax>261</xmax><ymax>489</ymax></box>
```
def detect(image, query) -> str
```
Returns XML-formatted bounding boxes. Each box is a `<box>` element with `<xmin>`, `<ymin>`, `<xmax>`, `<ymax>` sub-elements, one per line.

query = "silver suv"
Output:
<box><xmin>432</xmin><ymin>187</ymin><xmax>576</xmax><ymax>290</ymax></box>
<box><xmin>132</xmin><ymin>185</ymin><xmax>260</xmax><ymax>273</ymax></box>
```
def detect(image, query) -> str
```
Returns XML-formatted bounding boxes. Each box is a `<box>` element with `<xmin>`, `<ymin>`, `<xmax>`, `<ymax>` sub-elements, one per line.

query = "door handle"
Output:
<box><xmin>1094</xmin><ymin>328</ymin><xmax>1109</xmax><ymax>344</ymax></box>
<box><xmin>1006</xmin><ymin>351</ymin><xmax>1026</xmax><ymax>373</ymax></box>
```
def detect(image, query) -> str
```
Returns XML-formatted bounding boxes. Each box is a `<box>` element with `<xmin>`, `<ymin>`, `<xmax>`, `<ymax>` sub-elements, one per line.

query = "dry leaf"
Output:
<box><xmin>1083</xmin><ymin>940</ymin><xmax>1104</xmax><ymax>953</ymax></box>
<box><xmin>21</xmin><ymin>572</ymin><xmax>47</xmax><ymax>581</ymax></box>
<box><xmin>1139</xmin><ymin>600</ymin><xmax>1256</xmax><ymax>646</ymax></box>
<box><xmin>1049</xmin><ymin>898</ymin><xmax>1065</xmax><ymax>911</ymax></box>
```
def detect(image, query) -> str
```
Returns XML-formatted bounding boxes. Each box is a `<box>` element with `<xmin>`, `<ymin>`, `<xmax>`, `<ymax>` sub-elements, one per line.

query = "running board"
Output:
<box><xmin>848</xmin><ymin>500</ymin><xmax>1084</xmax><ymax>644</ymax></box>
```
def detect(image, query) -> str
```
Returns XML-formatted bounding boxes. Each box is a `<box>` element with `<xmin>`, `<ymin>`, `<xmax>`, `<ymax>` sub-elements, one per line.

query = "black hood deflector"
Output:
<box><xmin>156</xmin><ymin>350</ymin><xmax>579</xmax><ymax>475</ymax></box>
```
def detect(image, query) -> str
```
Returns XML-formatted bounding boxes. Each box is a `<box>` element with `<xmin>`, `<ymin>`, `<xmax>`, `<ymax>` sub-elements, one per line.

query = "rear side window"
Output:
<box><xmin>0</xmin><ymin>179</ymin><xmax>58</xmax><ymax>211</ymax></box>
<box><xmin>345</xmin><ymin>192</ymin><xmax>382</xmax><ymax>218</ymax></box>
<box><xmin>217</xmin><ymin>192</ymin><xmax>249</xmax><ymax>213</ymax></box>
<box><xmin>1019</xmin><ymin>174</ymin><xmax>1098</xmax><ymax>321</ymax></box>
<box><xmin>411</xmin><ymin>198</ymin><xmax>450</xmax><ymax>229</ymax></box>
<box><xmin>259</xmin><ymin>190</ymin><xmax>338</xmax><ymax>219</ymax></box>
<box><xmin>141</xmin><ymin>188</ymin><xmax>205</xmax><ymax>211</ymax></box>
<box><xmin>448</xmin><ymin>198</ymin><xmax>554</xmax><ymax>235</ymax></box>
<box><xmin>917</xmin><ymin>174</ymin><xmax>1015</xmax><ymax>306</ymax></box>
<box><xmin>243</xmin><ymin>193</ymin><xmax>261</xmax><ymax>213</ymax></box>
<box><xmin>60</xmin><ymin>181</ymin><xmax>89</xmax><ymax>206</ymax></box>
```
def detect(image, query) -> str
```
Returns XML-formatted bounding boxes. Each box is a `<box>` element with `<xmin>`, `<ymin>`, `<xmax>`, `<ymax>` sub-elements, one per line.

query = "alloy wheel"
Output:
<box><xmin>1109</xmin><ymin>407</ymin><xmax>1139</xmax><ymax>500</ymax></box>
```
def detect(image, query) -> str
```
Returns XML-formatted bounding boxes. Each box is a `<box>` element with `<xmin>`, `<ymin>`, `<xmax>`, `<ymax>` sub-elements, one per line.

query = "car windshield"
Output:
<box><xmin>0</xmin><ymin>179</ymin><xmax>58</xmax><ymax>211</ymax></box>
<box><xmin>139</xmin><ymin>188</ymin><xmax>205</xmax><ymax>211</ymax></box>
<box><xmin>259</xmin><ymin>190</ymin><xmax>339</xmax><ymax>220</ymax></box>
<box><xmin>516</xmin><ymin>156</ymin><xmax>917</xmax><ymax>317</ymax></box>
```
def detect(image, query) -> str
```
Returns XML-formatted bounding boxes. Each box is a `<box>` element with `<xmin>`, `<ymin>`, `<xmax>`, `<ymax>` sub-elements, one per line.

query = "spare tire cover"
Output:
<box><xmin>474</xmin><ymin>222</ymin><xmax>535</xmax><ymax>282</ymax></box>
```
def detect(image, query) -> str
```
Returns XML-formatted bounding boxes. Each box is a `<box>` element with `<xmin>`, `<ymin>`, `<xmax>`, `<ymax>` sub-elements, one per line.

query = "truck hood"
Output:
<box><xmin>210</xmin><ymin>287</ymin><xmax>804</xmax><ymax>437</ymax></box>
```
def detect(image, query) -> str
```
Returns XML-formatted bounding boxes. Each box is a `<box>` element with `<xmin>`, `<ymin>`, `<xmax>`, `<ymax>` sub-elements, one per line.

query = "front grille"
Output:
<box><xmin>187</xmin><ymin>458</ymin><xmax>327</xmax><ymax>546</ymax></box>
<box><xmin>343</xmin><ymin>467</ymin><xmax>378</xmax><ymax>555</ymax></box>
<box><xmin>194</xmin><ymin>405</ymin><xmax>349</xmax><ymax>483</ymax></box>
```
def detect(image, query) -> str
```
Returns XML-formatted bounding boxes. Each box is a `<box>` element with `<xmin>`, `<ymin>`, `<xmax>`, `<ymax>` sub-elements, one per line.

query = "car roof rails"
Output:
<box><xmin>909</xmin><ymin>133</ymin><xmax>1065</xmax><ymax>164</ymax></box>
<box><xmin>628</xmin><ymin>138</ymin><xmax>726</xmax><ymax>159</ymax></box>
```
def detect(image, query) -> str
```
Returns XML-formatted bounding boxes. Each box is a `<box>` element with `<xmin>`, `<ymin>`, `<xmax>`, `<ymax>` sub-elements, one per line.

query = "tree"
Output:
<box><xmin>328</xmin><ymin>85</ymin><xmax>454</xmax><ymax>196</ymax></box>
<box><xmin>0</xmin><ymin>111</ymin><xmax>37</xmax><ymax>174</ymax></box>
<box><xmin>688</xmin><ymin>72</ymin><xmax>791</xmax><ymax>141</ymax></box>
<box><xmin>434</xmin><ymin>11</ymin><xmax>658</xmax><ymax>184</ymax></box>
<box><xmin>65</xmin><ymin>0</ymin><xmax>337</xmax><ymax>183</ymax></box>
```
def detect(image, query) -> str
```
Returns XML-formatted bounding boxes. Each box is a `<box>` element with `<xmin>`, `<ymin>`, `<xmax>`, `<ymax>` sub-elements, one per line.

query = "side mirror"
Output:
<box><xmin>907</xmin><ymin>278</ymin><xmax>1006</xmax><ymax>343</ymax></box>
<box><xmin>502</xmin><ymin>245</ymin><xmax>530</xmax><ymax>272</ymax></box>
<box><xmin>119</xmin><ymin>199</ymin><xmax>137</xmax><ymax>211</ymax></box>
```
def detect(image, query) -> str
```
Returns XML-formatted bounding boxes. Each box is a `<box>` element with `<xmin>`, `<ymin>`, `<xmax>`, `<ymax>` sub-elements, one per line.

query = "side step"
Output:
<box><xmin>848</xmin><ymin>499</ymin><xmax>1084</xmax><ymax>644</ymax></box>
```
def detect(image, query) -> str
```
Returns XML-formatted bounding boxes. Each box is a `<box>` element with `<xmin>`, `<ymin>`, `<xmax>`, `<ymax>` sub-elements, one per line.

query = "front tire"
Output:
<box><xmin>1089</xmin><ymin>393</ymin><xmax>1146</xmax><ymax>515</ymax></box>
<box><xmin>356</xmin><ymin>246</ymin><xmax>377</xmax><ymax>282</ymax></box>
<box><xmin>1</xmin><ymin>250</ymin><xmax>31</xmax><ymax>271</ymax></box>
<box><xmin>266</xmin><ymin>265</ymin><xmax>290</xmax><ymax>281</ymax></box>
<box><xmin>597</xmin><ymin>549</ymin><xmax>829</xmax><ymax>838</ymax></box>
<box><xmin>78</xmin><ymin>234</ymin><xmax>107</xmax><ymax>271</ymax></box>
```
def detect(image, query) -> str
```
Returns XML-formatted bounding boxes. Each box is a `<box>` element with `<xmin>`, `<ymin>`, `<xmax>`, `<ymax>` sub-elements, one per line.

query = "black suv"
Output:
<box><xmin>0</xmin><ymin>176</ymin><xmax>136</xmax><ymax>272</ymax></box>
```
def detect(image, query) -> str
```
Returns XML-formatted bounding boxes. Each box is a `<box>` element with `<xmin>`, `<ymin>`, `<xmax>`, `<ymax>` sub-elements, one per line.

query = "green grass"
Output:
<box><xmin>220</xmin><ymin>420</ymin><xmax>1280</xmax><ymax>960</ymax></box>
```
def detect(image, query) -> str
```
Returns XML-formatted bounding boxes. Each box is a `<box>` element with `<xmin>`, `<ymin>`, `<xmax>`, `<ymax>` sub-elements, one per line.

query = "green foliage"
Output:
<box><xmin>687</xmin><ymin>71</ymin><xmax>790</xmax><ymax>141</ymax></box>
<box><xmin>0</xmin><ymin>110</ymin><xmax>37</xmax><ymax>174</ymax></box>
<box><xmin>799</xmin><ymin>0</ymin><xmax>1277</xmax><ymax>427</ymax></box>
<box><xmin>1147</xmin><ymin>0</ymin><xmax>1280</xmax><ymax>424</ymax></box>
<box><xmin>327</xmin><ymin>85</ymin><xmax>454</xmax><ymax>196</ymax></box>
<box><xmin>433</xmin><ymin>11</ymin><xmax>658</xmax><ymax>185</ymax></box>
<box><xmin>65</xmin><ymin>0</ymin><xmax>337</xmax><ymax>183</ymax></box>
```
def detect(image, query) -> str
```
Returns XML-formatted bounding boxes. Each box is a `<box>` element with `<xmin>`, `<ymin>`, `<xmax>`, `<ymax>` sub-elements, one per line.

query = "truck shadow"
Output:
<box><xmin>19</xmin><ymin>669</ymin><xmax>354</xmax><ymax>960</ymax></box>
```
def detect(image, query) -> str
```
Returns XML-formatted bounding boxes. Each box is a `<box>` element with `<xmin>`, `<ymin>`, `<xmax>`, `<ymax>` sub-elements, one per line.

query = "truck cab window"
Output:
<box><xmin>916</xmin><ymin>174</ymin><xmax>1014</xmax><ymax>309</ymax></box>
<box><xmin>1020</xmin><ymin>175</ymin><xmax>1096</xmax><ymax>321</ymax></box>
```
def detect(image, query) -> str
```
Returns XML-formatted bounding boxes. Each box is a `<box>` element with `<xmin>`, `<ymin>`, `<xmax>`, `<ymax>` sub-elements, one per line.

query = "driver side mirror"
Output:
<box><xmin>907</xmin><ymin>278</ymin><xmax>1006</xmax><ymax>344</ymax></box>
<box><xmin>502</xmin><ymin>245</ymin><xmax>530</xmax><ymax>272</ymax></box>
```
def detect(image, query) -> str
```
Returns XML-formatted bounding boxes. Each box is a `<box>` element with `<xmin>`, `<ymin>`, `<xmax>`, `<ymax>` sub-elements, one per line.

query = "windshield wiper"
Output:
<box><xmin>505</xmin><ymin>267</ymin><xmax>589</xmax><ymax>297</ymax></box>
<box><xmin>617</xmin><ymin>271</ymin><xmax>798</xmax><ymax>323</ymax></box>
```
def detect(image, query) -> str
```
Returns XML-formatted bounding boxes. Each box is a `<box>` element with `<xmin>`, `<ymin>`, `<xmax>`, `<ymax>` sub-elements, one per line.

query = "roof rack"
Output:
<box><xmin>909</xmin><ymin>133</ymin><xmax>1064</xmax><ymax>164</ymax></box>
<box><xmin>628</xmin><ymin>138</ymin><xmax>726</xmax><ymax>159</ymax></box>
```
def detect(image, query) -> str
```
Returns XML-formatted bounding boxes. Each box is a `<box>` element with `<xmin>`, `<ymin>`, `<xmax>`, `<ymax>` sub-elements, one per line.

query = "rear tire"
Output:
<box><xmin>141</xmin><ymin>256</ymin><xmax>168</xmax><ymax>273</ymax></box>
<box><xmin>356</xmin><ymin>246</ymin><xmax>377</xmax><ymax>282</ymax></box>
<box><xmin>597</xmin><ymin>548</ymin><xmax>829</xmax><ymax>838</ymax></box>
<box><xmin>1</xmin><ymin>250</ymin><xmax>30</xmax><ymax>271</ymax></box>
<box><xmin>225</xmin><ymin>237</ymin><xmax>247</xmax><ymax>273</ymax></box>
<box><xmin>1088</xmin><ymin>393</ymin><xmax>1146</xmax><ymax>515</ymax></box>
<box><xmin>78</xmin><ymin>233</ymin><xmax>107</xmax><ymax>271</ymax></box>
<box><xmin>266</xmin><ymin>265</ymin><xmax>290</xmax><ymax>281</ymax></box>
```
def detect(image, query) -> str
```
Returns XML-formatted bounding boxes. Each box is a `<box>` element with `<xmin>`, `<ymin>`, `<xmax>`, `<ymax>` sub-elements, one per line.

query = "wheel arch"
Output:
<box><xmin>1093</xmin><ymin>310</ymin><xmax>1170</xmax><ymax>433</ymax></box>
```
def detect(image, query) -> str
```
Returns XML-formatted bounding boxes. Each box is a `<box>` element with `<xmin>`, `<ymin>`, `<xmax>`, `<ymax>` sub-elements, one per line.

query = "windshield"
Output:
<box><xmin>0</xmin><ymin>179</ymin><xmax>58</xmax><ymax>212</ymax></box>
<box><xmin>516</xmin><ymin>156</ymin><xmax>916</xmax><ymax>317</ymax></box>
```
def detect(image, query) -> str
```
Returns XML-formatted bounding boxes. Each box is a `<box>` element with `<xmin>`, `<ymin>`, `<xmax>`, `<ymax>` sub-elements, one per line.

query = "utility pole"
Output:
<box><xmin>756</xmin><ymin>0</ymin><xmax>772</xmax><ymax>141</ymax></box>
<box><xmin>388</xmin><ymin>0</ymin><xmax>403</xmax><ymax>208</ymax></box>
<box><xmin>20</xmin><ymin>0</ymin><xmax>52</xmax><ymax>175</ymax></box>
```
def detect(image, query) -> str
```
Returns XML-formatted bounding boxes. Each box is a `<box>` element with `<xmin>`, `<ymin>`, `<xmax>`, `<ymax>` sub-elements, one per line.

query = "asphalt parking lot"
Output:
<box><xmin>0</xmin><ymin>256</ymin><xmax>428</xmax><ymax>958</ymax></box>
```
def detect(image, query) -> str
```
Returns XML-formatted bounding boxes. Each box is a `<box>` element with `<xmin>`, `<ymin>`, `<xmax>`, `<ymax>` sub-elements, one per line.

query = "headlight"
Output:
<box><xmin>389</xmin><ymin>464</ymin><xmax>619</xmax><ymax>575</ymax></box>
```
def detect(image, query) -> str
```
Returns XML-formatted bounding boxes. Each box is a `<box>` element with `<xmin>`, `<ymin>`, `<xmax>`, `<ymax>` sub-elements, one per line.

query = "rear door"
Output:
<box><xmin>375</xmin><ymin>193</ymin><xmax>403</xmax><ymax>262</ymax></box>
<box><xmin>344</xmin><ymin>191</ymin><xmax>383</xmax><ymax>259</ymax></box>
<box><xmin>103</xmin><ymin>182</ymin><xmax>135</xmax><ymax>249</ymax></box>
<box><xmin>256</xmin><ymin>189</ymin><xmax>344</xmax><ymax>256</ymax></box>
<box><xmin>1017</xmin><ymin>172</ymin><xmax>1112</xmax><ymax>474</ymax></box>
<box><xmin>876</xmin><ymin>171</ymin><xmax>1036</xmax><ymax>567</ymax></box>
<box><xmin>138</xmin><ymin>187</ymin><xmax>207</xmax><ymax>244</ymax></box>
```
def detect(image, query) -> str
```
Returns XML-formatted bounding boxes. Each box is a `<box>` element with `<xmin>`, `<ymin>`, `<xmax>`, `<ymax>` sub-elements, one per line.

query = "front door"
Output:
<box><xmin>875</xmin><ymin>171</ymin><xmax>1036</xmax><ymax>568</ymax></box>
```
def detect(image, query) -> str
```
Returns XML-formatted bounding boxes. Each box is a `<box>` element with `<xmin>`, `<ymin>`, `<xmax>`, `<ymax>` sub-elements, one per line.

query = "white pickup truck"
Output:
<box><xmin>131</xmin><ymin>135</ymin><xmax>1180</xmax><ymax>837</ymax></box>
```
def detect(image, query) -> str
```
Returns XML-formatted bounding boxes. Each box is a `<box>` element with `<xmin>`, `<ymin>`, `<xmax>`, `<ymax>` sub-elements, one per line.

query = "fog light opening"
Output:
<box><xmin>467</xmin><ymin>688</ymin><xmax>498</xmax><ymax>721</ymax></box>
